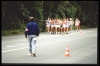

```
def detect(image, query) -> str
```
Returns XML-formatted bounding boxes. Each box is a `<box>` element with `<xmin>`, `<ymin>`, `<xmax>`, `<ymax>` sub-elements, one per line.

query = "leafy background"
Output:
<box><xmin>2</xmin><ymin>1</ymin><xmax>98</xmax><ymax>35</ymax></box>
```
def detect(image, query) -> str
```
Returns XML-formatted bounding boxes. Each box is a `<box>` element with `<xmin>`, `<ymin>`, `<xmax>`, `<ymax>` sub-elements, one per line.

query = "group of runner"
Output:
<box><xmin>45</xmin><ymin>17</ymin><xmax>80</xmax><ymax>35</ymax></box>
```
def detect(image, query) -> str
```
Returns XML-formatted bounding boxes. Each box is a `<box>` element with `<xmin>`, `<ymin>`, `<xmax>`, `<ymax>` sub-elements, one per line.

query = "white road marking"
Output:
<box><xmin>6</xmin><ymin>44</ymin><xmax>24</xmax><ymax>47</ymax></box>
<box><xmin>2</xmin><ymin>35</ymin><xmax>97</xmax><ymax>53</ymax></box>
<box><xmin>39</xmin><ymin>43</ymin><xmax>97</xmax><ymax>63</ymax></box>
<box><xmin>2</xmin><ymin>47</ymin><xmax>28</xmax><ymax>53</ymax></box>
<box><xmin>2</xmin><ymin>35</ymin><xmax>62</xmax><ymax>44</ymax></box>
<box><xmin>2</xmin><ymin>40</ymin><xmax>26</xmax><ymax>44</ymax></box>
<box><xmin>6</xmin><ymin>46</ymin><xmax>14</xmax><ymax>47</ymax></box>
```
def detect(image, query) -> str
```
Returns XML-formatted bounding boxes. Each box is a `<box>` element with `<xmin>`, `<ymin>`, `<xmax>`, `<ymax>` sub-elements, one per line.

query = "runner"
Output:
<box><xmin>50</xmin><ymin>18</ymin><xmax>54</xmax><ymax>34</ymax></box>
<box><xmin>45</xmin><ymin>17</ymin><xmax>50</xmax><ymax>34</ymax></box>
<box><xmin>59</xmin><ymin>19</ymin><xmax>63</xmax><ymax>34</ymax></box>
<box><xmin>55</xmin><ymin>18</ymin><xmax>60</xmax><ymax>35</ymax></box>
<box><xmin>62</xmin><ymin>18</ymin><xmax>66</xmax><ymax>35</ymax></box>
<box><xmin>66</xmin><ymin>18</ymin><xmax>70</xmax><ymax>34</ymax></box>
<box><xmin>75</xmin><ymin>18</ymin><xmax>80</xmax><ymax>32</ymax></box>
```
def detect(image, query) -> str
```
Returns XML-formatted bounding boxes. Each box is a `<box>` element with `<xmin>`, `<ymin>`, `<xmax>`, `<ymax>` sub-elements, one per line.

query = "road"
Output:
<box><xmin>2</xmin><ymin>28</ymin><xmax>97</xmax><ymax>64</ymax></box>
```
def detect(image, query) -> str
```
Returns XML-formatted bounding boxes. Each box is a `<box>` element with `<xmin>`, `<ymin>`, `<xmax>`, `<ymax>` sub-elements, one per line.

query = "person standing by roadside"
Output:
<box><xmin>45</xmin><ymin>17</ymin><xmax>50</xmax><ymax>34</ymax></box>
<box><xmin>75</xmin><ymin>18</ymin><xmax>80</xmax><ymax>32</ymax></box>
<box><xmin>78</xmin><ymin>18</ymin><xmax>81</xmax><ymax>30</ymax></box>
<box><xmin>24</xmin><ymin>17</ymin><xmax>40</xmax><ymax>57</ymax></box>
<box><xmin>66</xmin><ymin>18</ymin><xmax>70</xmax><ymax>34</ymax></box>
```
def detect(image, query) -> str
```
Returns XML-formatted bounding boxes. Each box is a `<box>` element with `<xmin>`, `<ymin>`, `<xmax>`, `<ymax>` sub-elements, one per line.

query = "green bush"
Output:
<box><xmin>72</xmin><ymin>26</ymin><xmax>76</xmax><ymax>30</ymax></box>
<box><xmin>80</xmin><ymin>26</ymin><xmax>87</xmax><ymax>29</ymax></box>
<box><xmin>2</xmin><ymin>29</ymin><xmax>25</xmax><ymax>35</ymax></box>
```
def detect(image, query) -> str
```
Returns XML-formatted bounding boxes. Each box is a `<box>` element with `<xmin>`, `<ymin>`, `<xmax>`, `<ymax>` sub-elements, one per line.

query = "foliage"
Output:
<box><xmin>2</xmin><ymin>1</ymin><xmax>98</xmax><ymax>34</ymax></box>
<box><xmin>2</xmin><ymin>29</ymin><xmax>24</xmax><ymax>35</ymax></box>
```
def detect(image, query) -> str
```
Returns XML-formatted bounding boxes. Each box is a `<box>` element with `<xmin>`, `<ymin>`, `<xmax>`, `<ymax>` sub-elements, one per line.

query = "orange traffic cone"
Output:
<box><xmin>64</xmin><ymin>46</ymin><xmax>70</xmax><ymax>56</ymax></box>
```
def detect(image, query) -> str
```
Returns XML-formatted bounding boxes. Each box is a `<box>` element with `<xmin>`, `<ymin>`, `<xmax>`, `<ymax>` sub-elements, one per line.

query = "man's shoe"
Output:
<box><xmin>33</xmin><ymin>53</ymin><xmax>36</xmax><ymax>57</ymax></box>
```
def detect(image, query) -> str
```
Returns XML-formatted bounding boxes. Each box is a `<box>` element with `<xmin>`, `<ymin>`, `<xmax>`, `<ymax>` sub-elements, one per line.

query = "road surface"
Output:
<box><xmin>2</xmin><ymin>28</ymin><xmax>97</xmax><ymax>64</ymax></box>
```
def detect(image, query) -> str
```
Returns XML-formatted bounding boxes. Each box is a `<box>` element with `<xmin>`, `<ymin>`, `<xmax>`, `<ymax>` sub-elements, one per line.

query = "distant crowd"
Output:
<box><xmin>45</xmin><ymin>18</ymin><xmax>80</xmax><ymax>34</ymax></box>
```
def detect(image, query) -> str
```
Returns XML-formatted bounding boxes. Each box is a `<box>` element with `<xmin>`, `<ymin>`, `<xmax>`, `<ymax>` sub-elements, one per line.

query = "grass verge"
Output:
<box><xmin>2</xmin><ymin>26</ymin><xmax>88</xmax><ymax>36</ymax></box>
<box><xmin>2</xmin><ymin>29</ymin><xmax>25</xmax><ymax>36</ymax></box>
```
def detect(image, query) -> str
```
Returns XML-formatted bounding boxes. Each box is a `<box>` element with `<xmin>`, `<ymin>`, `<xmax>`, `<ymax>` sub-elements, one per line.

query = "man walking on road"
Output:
<box><xmin>24</xmin><ymin>17</ymin><xmax>40</xmax><ymax>57</ymax></box>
